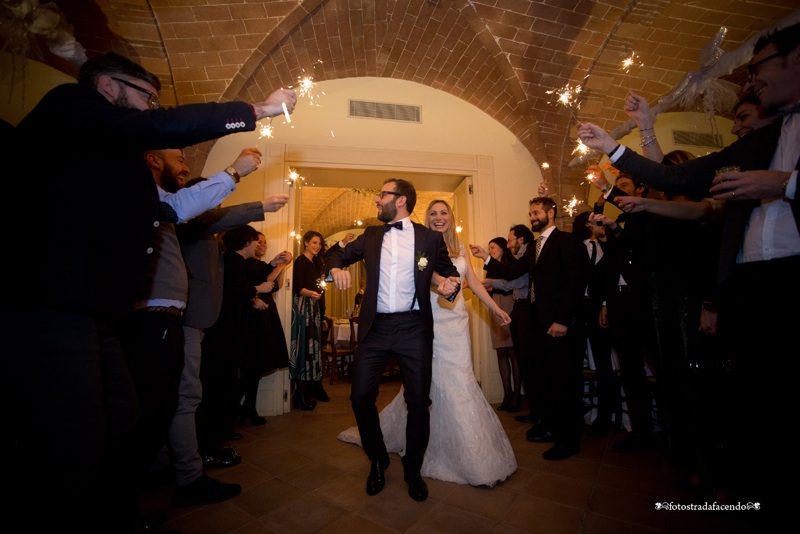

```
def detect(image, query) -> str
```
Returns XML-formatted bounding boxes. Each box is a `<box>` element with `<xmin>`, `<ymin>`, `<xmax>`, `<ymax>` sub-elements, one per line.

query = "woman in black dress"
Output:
<box><xmin>239</xmin><ymin>232</ymin><xmax>293</xmax><ymax>425</ymax></box>
<box><xmin>290</xmin><ymin>230</ymin><xmax>326</xmax><ymax>409</ymax></box>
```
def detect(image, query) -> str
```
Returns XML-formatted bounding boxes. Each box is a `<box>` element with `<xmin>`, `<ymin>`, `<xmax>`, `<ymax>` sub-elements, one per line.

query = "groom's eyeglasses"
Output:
<box><xmin>378</xmin><ymin>191</ymin><xmax>401</xmax><ymax>199</ymax></box>
<box><xmin>111</xmin><ymin>76</ymin><xmax>160</xmax><ymax>109</ymax></box>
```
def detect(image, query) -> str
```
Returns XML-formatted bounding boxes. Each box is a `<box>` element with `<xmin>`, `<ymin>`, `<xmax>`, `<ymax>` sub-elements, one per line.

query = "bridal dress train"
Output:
<box><xmin>338</xmin><ymin>247</ymin><xmax>517</xmax><ymax>487</ymax></box>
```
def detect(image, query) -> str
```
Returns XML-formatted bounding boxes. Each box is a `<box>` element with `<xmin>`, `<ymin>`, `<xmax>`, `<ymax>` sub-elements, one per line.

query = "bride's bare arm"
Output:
<box><xmin>463</xmin><ymin>255</ymin><xmax>511</xmax><ymax>325</ymax></box>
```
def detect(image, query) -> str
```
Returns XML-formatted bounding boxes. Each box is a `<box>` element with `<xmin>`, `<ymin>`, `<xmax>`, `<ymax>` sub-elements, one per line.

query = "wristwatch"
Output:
<box><xmin>224</xmin><ymin>166</ymin><xmax>240</xmax><ymax>183</ymax></box>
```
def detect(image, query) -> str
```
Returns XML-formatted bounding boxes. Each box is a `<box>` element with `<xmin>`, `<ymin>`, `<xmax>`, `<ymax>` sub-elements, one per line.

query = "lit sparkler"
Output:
<box><xmin>546</xmin><ymin>83</ymin><xmax>582</xmax><ymax>110</ymax></box>
<box><xmin>572</xmin><ymin>138</ymin><xmax>591</xmax><ymax>156</ymax></box>
<box><xmin>562</xmin><ymin>195</ymin><xmax>583</xmax><ymax>217</ymax></box>
<box><xmin>286</xmin><ymin>168</ymin><xmax>306</xmax><ymax>188</ymax></box>
<box><xmin>541</xmin><ymin>162</ymin><xmax>550</xmax><ymax>170</ymax></box>
<box><xmin>282</xmin><ymin>102</ymin><xmax>291</xmax><ymax>123</ymax></box>
<box><xmin>258</xmin><ymin>121</ymin><xmax>274</xmax><ymax>139</ymax></box>
<box><xmin>621</xmin><ymin>51</ymin><xmax>643</xmax><ymax>74</ymax></box>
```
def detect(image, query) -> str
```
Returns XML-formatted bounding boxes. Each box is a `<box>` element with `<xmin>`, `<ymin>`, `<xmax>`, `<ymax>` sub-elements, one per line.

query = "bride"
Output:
<box><xmin>339</xmin><ymin>199</ymin><xmax>517</xmax><ymax>487</ymax></box>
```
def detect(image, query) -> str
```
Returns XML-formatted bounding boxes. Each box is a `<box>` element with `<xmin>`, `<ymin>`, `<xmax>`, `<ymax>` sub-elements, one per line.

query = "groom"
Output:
<box><xmin>327</xmin><ymin>178</ymin><xmax>459</xmax><ymax>501</ymax></box>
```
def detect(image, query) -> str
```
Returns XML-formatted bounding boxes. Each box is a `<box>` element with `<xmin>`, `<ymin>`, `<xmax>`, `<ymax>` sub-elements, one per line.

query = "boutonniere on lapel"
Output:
<box><xmin>415</xmin><ymin>251</ymin><xmax>428</xmax><ymax>271</ymax></box>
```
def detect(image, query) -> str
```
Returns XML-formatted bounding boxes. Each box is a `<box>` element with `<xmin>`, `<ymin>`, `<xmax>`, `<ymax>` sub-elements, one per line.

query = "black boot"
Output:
<box><xmin>310</xmin><ymin>380</ymin><xmax>330</xmax><ymax>402</ymax></box>
<box><xmin>293</xmin><ymin>381</ymin><xmax>316</xmax><ymax>411</ymax></box>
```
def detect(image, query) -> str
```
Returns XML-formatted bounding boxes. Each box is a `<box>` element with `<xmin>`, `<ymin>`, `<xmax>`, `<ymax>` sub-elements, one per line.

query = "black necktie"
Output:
<box><xmin>590</xmin><ymin>241</ymin><xmax>597</xmax><ymax>264</ymax></box>
<box><xmin>384</xmin><ymin>221</ymin><xmax>403</xmax><ymax>231</ymax></box>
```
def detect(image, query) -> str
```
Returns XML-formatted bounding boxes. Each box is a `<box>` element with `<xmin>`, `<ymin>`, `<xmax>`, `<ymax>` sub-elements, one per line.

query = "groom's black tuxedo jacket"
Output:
<box><xmin>613</xmin><ymin>118</ymin><xmax>800</xmax><ymax>295</ymax></box>
<box><xmin>325</xmin><ymin>221</ymin><xmax>457</xmax><ymax>343</ymax></box>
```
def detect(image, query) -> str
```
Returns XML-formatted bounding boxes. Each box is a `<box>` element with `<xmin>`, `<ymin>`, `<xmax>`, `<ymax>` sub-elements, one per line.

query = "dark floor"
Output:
<box><xmin>140</xmin><ymin>378</ymin><xmax>761</xmax><ymax>533</ymax></box>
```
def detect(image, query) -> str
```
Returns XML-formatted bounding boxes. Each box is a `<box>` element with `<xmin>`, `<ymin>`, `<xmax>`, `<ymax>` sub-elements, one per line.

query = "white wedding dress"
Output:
<box><xmin>338</xmin><ymin>246</ymin><xmax>517</xmax><ymax>487</ymax></box>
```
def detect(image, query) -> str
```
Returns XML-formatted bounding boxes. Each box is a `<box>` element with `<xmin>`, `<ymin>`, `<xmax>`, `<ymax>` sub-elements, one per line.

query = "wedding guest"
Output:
<box><xmin>239</xmin><ymin>233</ymin><xmax>292</xmax><ymax>425</ymax></box>
<box><xmin>576</xmin><ymin>22</ymin><xmax>800</xmax><ymax>506</ymax></box>
<box><xmin>471</xmin><ymin>197</ymin><xmax>589</xmax><ymax>460</ymax></box>
<box><xmin>290</xmin><ymin>230</ymin><xmax>326</xmax><ymax>409</ymax></box>
<box><xmin>481</xmin><ymin>237</ymin><xmax>523</xmax><ymax>412</ymax></box>
<box><xmin>1</xmin><ymin>51</ymin><xmax>295</xmax><ymax>532</ymax></box>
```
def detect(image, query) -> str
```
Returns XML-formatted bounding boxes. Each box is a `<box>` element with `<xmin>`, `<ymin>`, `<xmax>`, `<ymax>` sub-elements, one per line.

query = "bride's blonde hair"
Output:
<box><xmin>425</xmin><ymin>199</ymin><xmax>460</xmax><ymax>258</ymax></box>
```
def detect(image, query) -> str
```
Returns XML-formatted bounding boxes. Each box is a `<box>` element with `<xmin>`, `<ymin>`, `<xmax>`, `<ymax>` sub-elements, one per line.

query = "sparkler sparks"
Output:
<box><xmin>286</xmin><ymin>168</ymin><xmax>306</xmax><ymax>188</ymax></box>
<box><xmin>546</xmin><ymin>83</ymin><xmax>582</xmax><ymax>109</ymax></box>
<box><xmin>621</xmin><ymin>51</ymin><xmax>643</xmax><ymax>74</ymax></box>
<box><xmin>562</xmin><ymin>196</ymin><xmax>583</xmax><ymax>217</ymax></box>
<box><xmin>572</xmin><ymin>138</ymin><xmax>591</xmax><ymax>156</ymax></box>
<box><xmin>258</xmin><ymin>121</ymin><xmax>274</xmax><ymax>139</ymax></box>
<box><xmin>541</xmin><ymin>162</ymin><xmax>550</xmax><ymax>170</ymax></box>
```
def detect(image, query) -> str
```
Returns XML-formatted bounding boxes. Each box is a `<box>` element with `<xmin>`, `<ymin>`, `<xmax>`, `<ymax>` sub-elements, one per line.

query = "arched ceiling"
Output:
<box><xmin>11</xmin><ymin>0</ymin><xmax>796</xmax><ymax>237</ymax></box>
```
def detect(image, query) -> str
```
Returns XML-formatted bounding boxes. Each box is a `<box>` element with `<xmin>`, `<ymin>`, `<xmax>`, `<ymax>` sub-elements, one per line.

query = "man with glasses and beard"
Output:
<box><xmin>2</xmin><ymin>52</ymin><xmax>295</xmax><ymax>532</ymax></box>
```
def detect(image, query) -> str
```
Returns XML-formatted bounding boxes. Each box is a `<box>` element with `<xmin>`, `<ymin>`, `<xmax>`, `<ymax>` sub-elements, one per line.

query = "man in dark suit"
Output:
<box><xmin>327</xmin><ymin>179</ymin><xmax>459</xmax><ymax>502</ymax></box>
<box><xmin>472</xmin><ymin>197</ymin><xmax>588</xmax><ymax>460</ymax></box>
<box><xmin>1</xmin><ymin>51</ymin><xmax>296</xmax><ymax>532</ymax></box>
<box><xmin>577</xmin><ymin>21</ymin><xmax>799</xmax><ymax>506</ymax></box>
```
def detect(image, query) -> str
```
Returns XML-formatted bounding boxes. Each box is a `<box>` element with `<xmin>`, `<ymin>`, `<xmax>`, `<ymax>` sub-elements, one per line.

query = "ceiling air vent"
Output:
<box><xmin>671</xmin><ymin>130</ymin><xmax>723</xmax><ymax>148</ymax></box>
<box><xmin>349</xmin><ymin>100</ymin><xmax>421</xmax><ymax>123</ymax></box>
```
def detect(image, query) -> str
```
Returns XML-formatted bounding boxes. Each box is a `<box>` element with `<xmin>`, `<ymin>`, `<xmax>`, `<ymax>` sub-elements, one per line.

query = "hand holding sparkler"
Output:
<box><xmin>261</xmin><ymin>194</ymin><xmax>289</xmax><ymax>212</ymax></box>
<box><xmin>229</xmin><ymin>147</ymin><xmax>263</xmax><ymax>179</ymax></box>
<box><xmin>252</xmin><ymin>88</ymin><xmax>297</xmax><ymax>120</ymax></box>
<box><xmin>576</xmin><ymin>122</ymin><xmax>619</xmax><ymax>155</ymax></box>
<box><xmin>585</xmin><ymin>164</ymin><xmax>610</xmax><ymax>192</ymax></box>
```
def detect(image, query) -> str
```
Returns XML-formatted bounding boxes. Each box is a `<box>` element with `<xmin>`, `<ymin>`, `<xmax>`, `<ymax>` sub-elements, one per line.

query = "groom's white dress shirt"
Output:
<box><xmin>377</xmin><ymin>217</ymin><xmax>418</xmax><ymax>313</ymax></box>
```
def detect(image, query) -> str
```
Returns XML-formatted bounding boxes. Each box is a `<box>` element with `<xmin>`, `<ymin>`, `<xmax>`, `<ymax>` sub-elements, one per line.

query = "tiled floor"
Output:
<box><xmin>140</xmin><ymin>378</ymin><xmax>760</xmax><ymax>533</ymax></box>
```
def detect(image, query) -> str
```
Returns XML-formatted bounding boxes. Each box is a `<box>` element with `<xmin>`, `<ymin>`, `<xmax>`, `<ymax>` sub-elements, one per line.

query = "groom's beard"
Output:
<box><xmin>377</xmin><ymin>200</ymin><xmax>398</xmax><ymax>223</ymax></box>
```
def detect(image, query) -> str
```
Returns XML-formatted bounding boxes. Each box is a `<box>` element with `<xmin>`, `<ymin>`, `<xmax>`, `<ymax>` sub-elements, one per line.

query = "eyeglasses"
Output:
<box><xmin>746</xmin><ymin>51</ymin><xmax>782</xmax><ymax>81</ymax></box>
<box><xmin>378</xmin><ymin>191</ymin><xmax>401</xmax><ymax>199</ymax></box>
<box><xmin>111</xmin><ymin>76</ymin><xmax>160</xmax><ymax>110</ymax></box>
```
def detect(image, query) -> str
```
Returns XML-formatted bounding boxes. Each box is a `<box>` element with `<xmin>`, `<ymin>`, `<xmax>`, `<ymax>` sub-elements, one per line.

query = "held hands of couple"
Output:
<box><xmin>437</xmin><ymin>276</ymin><xmax>460</xmax><ymax>298</ymax></box>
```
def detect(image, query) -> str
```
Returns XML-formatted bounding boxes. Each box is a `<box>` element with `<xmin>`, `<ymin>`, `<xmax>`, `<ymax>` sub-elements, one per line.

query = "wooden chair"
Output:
<box><xmin>322</xmin><ymin>317</ymin><xmax>356</xmax><ymax>384</ymax></box>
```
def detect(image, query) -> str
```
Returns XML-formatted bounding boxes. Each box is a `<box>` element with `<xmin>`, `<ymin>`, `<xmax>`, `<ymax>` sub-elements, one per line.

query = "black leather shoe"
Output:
<box><xmin>542</xmin><ymin>442</ymin><xmax>580</xmax><ymax>461</ymax></box>
<box><xmin>612</xmin><ymin>432</ymin><xmax>657</xmax><ymax>454</ymax></box>
<box><xmin>172</xmin><ymin>474</ymin><xmax>242</xmax><ymax>507</ymax></box>
<box><xmin>366</xmin><ymin>459</ymin><xmax>388</xmax><ymax>496</ymax></box>
<box><xmin>514</xmin><ymin>414</ymin><xmax>538</xmax><ymax>424</ymax></box>
<box><xmin>526</xmin><ymin>427</ymin><xmax>556</xmax><ymax>443</ymax></box>
<box><xmin>201</xmin><ymin>446</ymin><xmax>242</xmax><ymax>468</ymax></box>
<box><xmin>404</xmin><ymin>469</ymin><xmax>428</xmax><ymax>501</ymax></box>
<box><xmin>496</xmin><ymin>403</ymin><xmax>509</xmax><ymax>411</ymax></box>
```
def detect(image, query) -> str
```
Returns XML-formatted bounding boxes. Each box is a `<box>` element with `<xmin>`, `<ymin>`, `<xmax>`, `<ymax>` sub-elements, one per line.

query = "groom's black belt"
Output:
<box><xmin>375</xmin><ymin>310</ymin><xmax>421</xmax><ymax>319</ymax></box>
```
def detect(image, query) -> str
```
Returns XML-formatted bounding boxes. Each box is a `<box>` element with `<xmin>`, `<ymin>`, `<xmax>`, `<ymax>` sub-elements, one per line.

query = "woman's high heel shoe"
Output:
<box><xmin>293</xmin><ymin>390</ymin><xmax>317</xmax><ymax>411</ymax></box>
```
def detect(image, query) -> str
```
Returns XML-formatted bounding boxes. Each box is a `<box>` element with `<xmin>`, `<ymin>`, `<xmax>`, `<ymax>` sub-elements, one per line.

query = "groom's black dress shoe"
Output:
<box><xmin>542</xmin><ymin>442</ymin><xmax>580</xmax><ymax>461</ymax></box>
<box><xmin>514</xmin><ymin>414</ymin><xmax>538</xmax><ymax>425</ymax></box>
<box><xmin>526</xmin><ymin>428</ymin><xmax>556</xmax><ymax>443</ymax></box>
<box><xmin>366</xmin><ymin>459</ymin><xmax>388</xmax><ymax>496</ymax></box>
<box><xmin>404</xmin><ymin>469</ymin><xmax>428</xmax><ymax>501</ymax></box>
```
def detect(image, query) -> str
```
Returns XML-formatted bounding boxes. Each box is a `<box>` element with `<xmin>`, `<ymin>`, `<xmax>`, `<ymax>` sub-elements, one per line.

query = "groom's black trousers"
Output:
<box><xmin>350</xmin><ymin>310</ymin><xmax>433</xmax><ymax>472</ymax></box>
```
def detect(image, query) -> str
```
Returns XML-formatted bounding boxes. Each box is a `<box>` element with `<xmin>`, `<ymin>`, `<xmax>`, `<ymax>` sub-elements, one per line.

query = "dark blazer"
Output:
<box><xmin>613</xmin><ymin>118</ymin><xmax>800</xmax><ymax>294</ymax></box>
<box><xmin>485</xmin><ymin>228</ymin><xmax>588</xmax><ymax>329</ymax></box>
<box><xmin>178</xmin><ymin>202</ymin><xmax>266</xmax><ymax>330</ymax></box>
<box><xmin>9</xmin><ymin>83</ymin><xmax>257</xmax><ymax>319</ymax></box>
<box><xmin>325</xmin><ymin>222</ymin><xmax>458</xmax><ymax>343</ymax></box>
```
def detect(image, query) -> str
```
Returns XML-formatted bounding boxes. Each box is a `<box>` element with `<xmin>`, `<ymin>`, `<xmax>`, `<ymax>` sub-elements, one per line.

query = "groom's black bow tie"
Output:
<box><xmin>384</xmin><ymin>221</ymin><xmax>403</xmax><ymax>231</ymax></box>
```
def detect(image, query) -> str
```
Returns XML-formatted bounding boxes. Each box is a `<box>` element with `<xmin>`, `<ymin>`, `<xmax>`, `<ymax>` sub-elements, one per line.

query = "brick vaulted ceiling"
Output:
<box><xmin>22</xmin><ymin>1</ymin><xmax>797</xmax><ymax>208</ymax></box>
